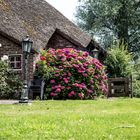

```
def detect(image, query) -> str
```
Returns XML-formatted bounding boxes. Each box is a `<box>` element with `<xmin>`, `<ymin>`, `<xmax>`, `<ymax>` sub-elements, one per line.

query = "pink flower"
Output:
<box><xmin>77</xmin><ymin>56</ymin><xmax>83</xmax><ymax>60</ymax></box>
<box><xmin>68</xmin><ymin>72</ymin><xmax>72</xmax><ymax>76</ymax></box>
<box><xmin>50</xmin><ymin>92</ymin><xmax>57</xmax><ymax>97</ymax></box>
<box><xmin>61</xmin><ymin>86</ymin><xmax>65</xmax><ymax>89</ymax></box>
<box><xmin>94</xmin><ymin>75</ymin><xmax>99</xmax><ymax>79</ymax></box>
<box><xmin>56</xmin><ymin>70</ymin><xmax>61</xmax><ymax>73</ymax></box>
<box><xmin>73</xmin><ymin>64</ymin><xmax>79</xmax><ymax>68</ymax></box>
<box><xmin>87</xmin><ymin>89</ymin><xmax>93</xmax><ymax>93</ymax></box>
<box><xmin>73</xmin><ymin>83</ymin><xmax>78</xmax><ymax>87</ymax></box>
<box><xmin>61</xmin><ymin>57</ymin><xmax>66</xmax><ymax>61</ymax></box>
<box><xmin>54</xmin><ymin>74</ymin><xmax>59</xmax><ymax>77</ymax></box>
<box><xmin>56</xmin><ymin>88</ymin><xmax>61</xmax><ymax>93</ymax></box>
<box><xmin>90</xmin><ymin>80</ymin><xmax>94</xmax><ymax>84</ymax></box>
<box><xmin>92</xmin><ymin>58</ymin><xmax>103</xmax><ymax>70</ymax></box>
<box><xmin>68</xmin><ymin>93</ymin><xmax>72</xmax><ymax>97</ymax></box>
<box><xmin>63</xmin><ymin>78</ymin><xmax>68</xmax><ymax>83</ymax></box>
<box><xmin>83</xmin><ymin>73</ymin><xmax>88</xmax><ymax>77</ymax></box>
<box><xmin>78</xmin><ymin>93</ymin><xmax>84</xmax><ymax>99</ymax></box>
<box><xmin>86</xmin><ymin>68</ymin><xmax>91</xmax><ymax>73</ymax></box>
<box><xmin>52</xmin><ymin>86</ymin><xmax>56</xmax><ymax>90</ymax></box>
<box><xmin>68</xmin><ymin>91</ymin><xmax>75</xmax><ymax>97</ymax></box>
<box><xmin>102</xmin><ymin>75</ymin><xmax>107</xmax><ymax>80</ymax></box>
<box><xmin>57</xmin><ymin>84</ymin><xmax>61</xmax><ymax>87</ymax></box>
<box><xmin>67</xmin><ymin>86</ymin><xmax>71</xmax><ymax>89</ymax></box>
<box><xmin>78</xmin><ymin>69</ymin><xmax>85</xmax><ymax>73</ymax></box>
<box><xmin>50</xmin><ymin>80</ymin><xmax>55</xmax><ymax>84</ymax></box>
<box><xmin>83</xmin><ymin>52</ymin><xmax>89</xmax><ymax>57</ymax></box>
<box><xmin>66</xmin><ymin>56</ymin><xmax>72</xmax><ymax>59</ymax></box>
<box><xmin>83</xmin><ymin>63</ymin><xmax>88</xmax><ymax>67</ymax></box>
<box><xmin>72</xmin><ymin>53</ymin><xmax>78</xmax><ymax>58</ymax></box>
<box><xmin>56</xmin><ymin>49</ymin><xmax>63</xmax><ymax>53</ymax></box>
<box><xmin>70</xmin><ymin>91</ymin><xmax>75</xmax><ymax>95</ymax></box>
<box><xmin>63</xmin><ymin>73</ymin><xmax>67</xmax><ymax>76</ymax></box>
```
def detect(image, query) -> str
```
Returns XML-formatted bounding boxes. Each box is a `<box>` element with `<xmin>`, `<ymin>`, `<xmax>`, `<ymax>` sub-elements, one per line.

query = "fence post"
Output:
<box><xmin>130</xmin><ymin>75</ymin><xmax>133</xmax><ymax>98</ymax></box>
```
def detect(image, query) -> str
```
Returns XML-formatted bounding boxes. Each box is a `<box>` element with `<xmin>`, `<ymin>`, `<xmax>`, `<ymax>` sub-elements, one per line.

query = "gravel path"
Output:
<box><xmin>0</xmin><ymin>100</ymin><xmax>19</xmax><ymax>104</ymax></box>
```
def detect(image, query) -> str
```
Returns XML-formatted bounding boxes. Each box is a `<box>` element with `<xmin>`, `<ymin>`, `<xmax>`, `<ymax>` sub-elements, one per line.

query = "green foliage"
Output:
<box><xmin>105</xmin><ymin>42</ymin><xmax>133</xmax><ymax>77</ymax></box>
<box><xmin>0</xmin><ymin>61</ymin><xmax>8</xmax><ymax>94</ymax></box>
<box><xmin>76</xmin><ymin>0</ymin><xmax>140</xmax><ymax>53</ymax></box>
<box><xmin>132</xmin><ymin>59</ymin><xmax>140</xmax><ymax>97</ymax></box>
<box><xmin>0</xmin><ymin>99</ymin><xmax>140</xmax><ymax>139</ymax></box>
<box><xmin>132</xmin><ymin>79</ymin><xmax>140</xmax><ymax>98</ymax></box>
<box><xmin>0</xmin><ymin>60</ymin><xmax>23</xmax><ymax>99</ymax></box>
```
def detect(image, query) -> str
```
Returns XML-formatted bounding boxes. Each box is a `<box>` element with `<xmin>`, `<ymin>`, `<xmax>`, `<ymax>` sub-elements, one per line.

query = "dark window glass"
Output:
<box><xmin>16</xmin><ymin>62</ymin><xmax>21</xmax><ymax>69</ymax></box>
<box><xmin>10</xmin><ymin>63</ymin><xmax>15</xmax><ymax>68</ymax></box>
<box><xmin>16</xmin><ymin>56</ymin><xmax>21</xmax><ymax>61</ymax></box>
<box><xmin>9</xmin><ymin>55</ymin><xmax>22</xmax><ymax>69</ymax></box>
<box><xmin>10</xmin><ymin>57</ymin><xmax>14</xmax><ymax>61</ymax></box>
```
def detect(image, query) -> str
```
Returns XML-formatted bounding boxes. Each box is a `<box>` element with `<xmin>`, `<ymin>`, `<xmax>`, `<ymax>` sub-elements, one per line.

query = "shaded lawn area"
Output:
<box><xmin>0</xmin><ymin>98</ymin><xmax>140</xmax><ymax>140</ymax></box>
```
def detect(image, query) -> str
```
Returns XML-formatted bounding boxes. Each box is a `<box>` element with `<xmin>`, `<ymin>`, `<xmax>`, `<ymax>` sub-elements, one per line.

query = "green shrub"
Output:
<box><xmin>132</xmin><ymin>79</ymin><xmax>140</xmax><ymax>97</ymax></box>
<box><xmin>132</xmin><ymin>59</ymin><xmax>140</xmax><ymax>97</ymax></box>
<box><xmin>35</xmin><ymin>48</ymin><xmax>108</xmax><ymax>100</ymax></box>
<box><xmin>0</xmin><ymin>60</ymin><xmax>23</xmax><ymax>99</ymax></box>
<box><xmin>0</xmin><ymin>61</ymin><xmax>8</xmax><ymax>94</ymax></box>
<box><xmin>105</xmin><ymin>42</ymin><xmax>133</xmax><ymax>78</ymax></box>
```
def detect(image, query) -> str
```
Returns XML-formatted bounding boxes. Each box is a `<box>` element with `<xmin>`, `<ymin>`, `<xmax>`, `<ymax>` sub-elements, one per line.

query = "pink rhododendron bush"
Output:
<box><xmin>35</xmin><ymin>48</ymin><xmax>108</xmax><ymax>99</ymax></box>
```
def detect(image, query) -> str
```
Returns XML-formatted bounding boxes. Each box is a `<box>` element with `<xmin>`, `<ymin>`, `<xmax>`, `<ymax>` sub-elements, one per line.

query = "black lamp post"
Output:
<box><xmin>92</xmin><ymin>48</ymin><xmax>99</xmax><ymax>59</ymax></box>
<box><xmin>19</xmin><ymin>35</ymin><xmax>33</xmax><ymax>103</ymax></box>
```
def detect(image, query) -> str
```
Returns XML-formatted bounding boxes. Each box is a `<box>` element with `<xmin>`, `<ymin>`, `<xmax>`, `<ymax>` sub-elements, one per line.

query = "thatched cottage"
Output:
<box><xmin>0</xmin><ymin>0</ymin><xmax>105</xmax><ymax>80</ymax></box>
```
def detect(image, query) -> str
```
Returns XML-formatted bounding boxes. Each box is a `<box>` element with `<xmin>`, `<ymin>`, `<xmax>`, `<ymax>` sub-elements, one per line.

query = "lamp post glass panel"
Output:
<box><xmin>92</xmin><ymin>48</ymin><xmax>99</xmax><ymax>59</ymax></box>
<box><xmin>19</xmin><ymin>35</ymin><xmax>33</xmax><ymax>103</ymax></box>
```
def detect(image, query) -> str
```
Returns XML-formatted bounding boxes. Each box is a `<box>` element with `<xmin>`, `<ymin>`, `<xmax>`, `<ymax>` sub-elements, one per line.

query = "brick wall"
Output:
<box><xmin>0</xmin><ymin>32</ymin><xmax>87</xmax><ymax>81</ymax></box>
<box><xmin>46</xmin><ymin>32</ymin><xmax>85</xmax><ymax>50</ymax></box>
<box><xmin>0</xmin><ymin>34</ymin><xmax>33</xmax><ymax>80</ymax></box>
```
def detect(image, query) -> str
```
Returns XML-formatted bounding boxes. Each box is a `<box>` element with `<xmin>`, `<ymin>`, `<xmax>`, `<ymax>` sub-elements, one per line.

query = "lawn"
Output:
<box><xmin>0</xmin><ymin>98</ymin><xmax>140</xmax><ymax>140</ymax></box>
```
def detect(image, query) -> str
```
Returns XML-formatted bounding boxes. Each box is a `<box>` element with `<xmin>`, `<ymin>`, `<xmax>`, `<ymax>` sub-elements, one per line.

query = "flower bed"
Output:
<box><xmin>35</xmin><ymin>48</ymin><xmax>108</xmax><ymax>99</ymax></box>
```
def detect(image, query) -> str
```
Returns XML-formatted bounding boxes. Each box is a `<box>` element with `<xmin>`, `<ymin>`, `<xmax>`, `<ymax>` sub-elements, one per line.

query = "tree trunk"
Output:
<box><xmin>115</xmin><ymin>1</ymin><xmax>129</xmax><ymax>47</ymax></box>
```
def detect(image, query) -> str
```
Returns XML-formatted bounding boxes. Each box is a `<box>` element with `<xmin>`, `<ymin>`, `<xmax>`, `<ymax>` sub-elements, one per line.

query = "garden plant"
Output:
<box><xmin>105</xmin><ymin>42</ymin><xmax>133</xmax><ymax>78</ymax></box>
<box><xmin>0</xmin><ymin>57</ymin><xmax>22</xmax><ymax>99</ymax></box>
<box><xmin>35</xmin><ymin>48</ymin><xmax>108</xmax><ymax>99</ymax></box>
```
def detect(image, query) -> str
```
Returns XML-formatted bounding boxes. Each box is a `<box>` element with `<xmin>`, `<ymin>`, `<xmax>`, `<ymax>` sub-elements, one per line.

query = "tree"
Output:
<box><xmin>75</xmin><ymin>0</ymin><xmax>140</xmax><ymax>54</ymax></box>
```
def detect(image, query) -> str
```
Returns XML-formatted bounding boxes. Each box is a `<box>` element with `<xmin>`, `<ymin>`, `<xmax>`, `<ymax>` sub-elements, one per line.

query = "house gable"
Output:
<box><xmin>0</xmin><ymin>33</ymin><xmax>34</xmax><ymax>80</ymax></box>
<box><xmin>46</xmin><ymin>29</ymin><xmax>86</xmax><ymax>51</ymax></box>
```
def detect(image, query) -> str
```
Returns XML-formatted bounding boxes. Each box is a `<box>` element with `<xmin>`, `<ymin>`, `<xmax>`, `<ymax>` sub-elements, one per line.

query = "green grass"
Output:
<box><xmin>0</xmin><ymin>98</ymin><xmax>140</xmax><ymax>140</ymax></box>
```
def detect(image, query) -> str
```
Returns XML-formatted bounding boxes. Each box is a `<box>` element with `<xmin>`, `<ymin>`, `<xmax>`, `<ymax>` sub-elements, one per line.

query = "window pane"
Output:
<box><xmin>16</xmin><ymin>56</ymin><xmax>21</xmax><ymax>61</ymax></box>
<box><xmin>10</xmin><ymin>63</ymin><xmax>15</xmax><ymax>68</ymax></box>
<box><xmin>16</xmin><ymin>62</ymin><xmax>21</xmax><ymax>69</ymax></box>
<box><xmin>10</xmin><ymin>57</ymin><xmax>14</xmax><ymax>61</ymax></box>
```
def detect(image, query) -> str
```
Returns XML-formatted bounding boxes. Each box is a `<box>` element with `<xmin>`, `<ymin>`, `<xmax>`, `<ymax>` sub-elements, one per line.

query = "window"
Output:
<box><xmin>9</xmin><ymin>55</ymin><xmax>22</xmax><ymax>70</ymax></box>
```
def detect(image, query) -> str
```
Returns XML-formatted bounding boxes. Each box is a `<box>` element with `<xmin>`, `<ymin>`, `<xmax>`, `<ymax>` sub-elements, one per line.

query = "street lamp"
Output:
<box><xmin>92</xmin><ymin>48</ymin><xmax>99</xmax><ymax>59</ymax></box>
<box><xmin>19</xmin><ymin>35</ymin><xmax>33</xmax><ymax>103</ymax></box>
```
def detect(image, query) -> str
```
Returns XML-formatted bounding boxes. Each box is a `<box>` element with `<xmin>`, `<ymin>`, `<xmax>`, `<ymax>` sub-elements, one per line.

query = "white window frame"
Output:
<box><xmin>8</xmin><ymin>54</ymin><xmax>22</xmax><ymax>71</ymax></box>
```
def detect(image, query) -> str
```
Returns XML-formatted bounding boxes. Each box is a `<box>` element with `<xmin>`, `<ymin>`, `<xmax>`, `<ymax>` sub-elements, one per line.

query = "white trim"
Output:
<box><xmin>8</xmin><ymin>54</ymin><xmax>23</xmax><ymax>71</ymax></box>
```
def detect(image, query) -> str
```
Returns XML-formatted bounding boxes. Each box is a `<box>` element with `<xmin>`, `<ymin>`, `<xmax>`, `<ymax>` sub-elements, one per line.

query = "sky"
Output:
<box><xmin>45</xmin><ymin>0</ymin><xmax>78</xmax><ymax>21</ymax></box>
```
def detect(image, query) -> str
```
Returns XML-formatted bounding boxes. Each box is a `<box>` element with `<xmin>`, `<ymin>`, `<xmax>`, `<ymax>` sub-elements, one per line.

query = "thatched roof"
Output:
<box><xmin>0</xmin><ymin>0</ymin><xmax>92</xmax><ymax>50</ymax></box>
